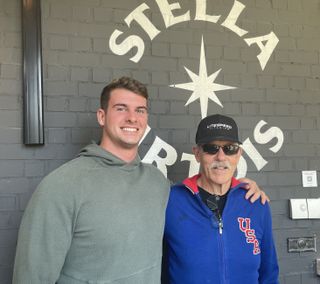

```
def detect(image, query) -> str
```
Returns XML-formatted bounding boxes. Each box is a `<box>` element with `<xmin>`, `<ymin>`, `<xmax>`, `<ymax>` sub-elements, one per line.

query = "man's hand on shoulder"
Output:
<box><xmin>238</xmin><ymin>178</ymin><xmax>270</xmax><ymax>205</ymax></box>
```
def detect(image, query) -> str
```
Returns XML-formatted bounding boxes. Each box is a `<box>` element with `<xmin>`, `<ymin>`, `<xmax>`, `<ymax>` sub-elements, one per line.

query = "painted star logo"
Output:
<box><xmin>170</xmin><ymin>36</ymin><xmax>237</xmax><ymax>118</ymax></box>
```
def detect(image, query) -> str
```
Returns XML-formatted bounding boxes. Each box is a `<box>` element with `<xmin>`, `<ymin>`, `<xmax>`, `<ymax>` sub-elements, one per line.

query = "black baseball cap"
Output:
<box><xmin>195</xmin><ymin>114</ymin><xmax>242</xmax><ymax>144</ymax></box>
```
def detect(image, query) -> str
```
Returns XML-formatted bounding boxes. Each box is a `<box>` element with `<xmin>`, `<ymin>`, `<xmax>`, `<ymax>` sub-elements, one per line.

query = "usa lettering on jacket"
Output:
<box><xmin>238</xmin><ymin>217</ymin><xmax>261</xmax><ymax>255</ymax></box>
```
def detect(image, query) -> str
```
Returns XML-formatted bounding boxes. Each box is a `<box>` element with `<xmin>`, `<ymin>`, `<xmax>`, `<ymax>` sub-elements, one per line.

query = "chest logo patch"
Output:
<box><xmin>238</xmin><ymin>217</ymin><xmax>261</xmax><ymax>255</ymax></box>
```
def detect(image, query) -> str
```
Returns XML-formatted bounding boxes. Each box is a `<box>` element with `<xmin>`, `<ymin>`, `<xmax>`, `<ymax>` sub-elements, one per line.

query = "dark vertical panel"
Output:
<box><xmin>22</xmin><ymin>0</ymin><xmax>44</xmax><ymax>145</ymax></box>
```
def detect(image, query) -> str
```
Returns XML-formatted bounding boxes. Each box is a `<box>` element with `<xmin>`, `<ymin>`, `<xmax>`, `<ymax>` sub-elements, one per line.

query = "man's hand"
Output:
<box><xmin>238</xmin><ymin>178</ymin><xmax>270</xmax><ymax>204</ymax></box>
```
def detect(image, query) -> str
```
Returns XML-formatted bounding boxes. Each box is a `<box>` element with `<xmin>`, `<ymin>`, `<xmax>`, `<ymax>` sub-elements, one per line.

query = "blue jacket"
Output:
<box><xmin>164</xmin><ymin>174</ymin><xmax>279</xmax><ymax>284</ymax></box>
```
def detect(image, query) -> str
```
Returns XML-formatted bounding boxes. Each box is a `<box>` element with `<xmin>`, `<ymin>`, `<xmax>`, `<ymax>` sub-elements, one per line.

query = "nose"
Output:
<box><xmin>216</xmin><ymin>147</ymin><xmax>227</xmax><ymax>160</ymax></box>
<box><xmin>126</xmin><ymin>109</ymin><xmax>137</xmax><ymax>123</ymax></box>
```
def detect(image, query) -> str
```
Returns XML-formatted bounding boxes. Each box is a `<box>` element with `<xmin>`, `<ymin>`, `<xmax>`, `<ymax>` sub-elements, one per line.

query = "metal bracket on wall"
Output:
<box><xmin>287</xmin><ymin>236</ymin><xmax>316</xmax><ymax>253</ymax></box>
<box><xmin>22</xmin><ymin>0</ymin><xmax>44</xmax><ymax>145</ymax></box>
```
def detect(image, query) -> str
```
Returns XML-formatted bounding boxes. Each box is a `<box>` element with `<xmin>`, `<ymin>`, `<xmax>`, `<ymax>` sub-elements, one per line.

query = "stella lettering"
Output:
<box><xmin>109</xmin><ymin>0</ymin><xmax>279</xmax><ymax>70</ymax></box>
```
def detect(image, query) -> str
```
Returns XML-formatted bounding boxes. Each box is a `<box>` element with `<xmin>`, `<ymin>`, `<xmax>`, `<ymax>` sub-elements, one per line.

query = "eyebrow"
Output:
<box><xmin>112</xmin><ymin>104</ymin><xmax>148</xmax><ymax>110</ymax></box>
<box><xmin>136</xmin><ymin>106</ymin><xmax>148</xmax><ymax>111</ymax></box>
<box><xmin>112</xmin><ymin>103</ymin><xmax>127</xmax><ymax>108</ymax></box>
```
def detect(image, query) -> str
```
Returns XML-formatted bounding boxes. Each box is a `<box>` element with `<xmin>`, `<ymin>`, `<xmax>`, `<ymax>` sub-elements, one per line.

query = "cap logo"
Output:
<box><xmin>207</xmin><ymin>123</ymin><xmax>232</xmax><ymax>130</ymax></box>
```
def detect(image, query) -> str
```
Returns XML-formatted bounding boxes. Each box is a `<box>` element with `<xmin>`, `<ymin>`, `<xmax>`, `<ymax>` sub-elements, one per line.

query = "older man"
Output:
<box><xmin>164</xmin><ymin>114</ymin><xmax>279</xmax><ymax>284</ymax></box>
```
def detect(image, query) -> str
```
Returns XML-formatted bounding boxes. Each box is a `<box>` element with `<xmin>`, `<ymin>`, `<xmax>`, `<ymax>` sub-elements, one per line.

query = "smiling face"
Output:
<box><xmin>97</xmin><ymin>88</ymin><xmax>148</xmax><ymax>160</ymax></box>
<box><xmin>193</xmin><ymin>140</ymin><xmax>242</xmax><ymax>193</ymax></box>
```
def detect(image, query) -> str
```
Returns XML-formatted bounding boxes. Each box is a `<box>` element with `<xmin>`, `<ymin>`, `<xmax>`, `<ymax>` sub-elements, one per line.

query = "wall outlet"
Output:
<box><xmin>290</xmin><ymin>199</ymin><xmax>308</xmax><ymax>219</ymax></box>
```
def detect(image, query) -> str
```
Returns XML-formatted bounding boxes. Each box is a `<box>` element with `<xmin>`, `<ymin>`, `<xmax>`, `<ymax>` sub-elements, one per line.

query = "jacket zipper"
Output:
<box><xmin>215</xmin><ymin>212</ymin><xmax>226</xmax><ymax>284</ymax></box>
<box><xmin>217</xmin><ymin>212</ymin><xmax>223</xmax><ymax>235</ymax></box>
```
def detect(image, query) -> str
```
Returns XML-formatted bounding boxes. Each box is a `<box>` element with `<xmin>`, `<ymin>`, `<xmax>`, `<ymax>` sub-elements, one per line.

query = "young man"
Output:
<box><xmin>13</xmin><ymin>78</ymin><xmax>267</xmax><ymax>284</ymax></box>
<box><xmin>13</xmin><ymin>77</ymin><xmax>170</xmax><ymax>283</ymax></box>
<box><xmin>164</xmin><ymin>114</ymin><xmax>279</xmax><ymax>284</ymax></box>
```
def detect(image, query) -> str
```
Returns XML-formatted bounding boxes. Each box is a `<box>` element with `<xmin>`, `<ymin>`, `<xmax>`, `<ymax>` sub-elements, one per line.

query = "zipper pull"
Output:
<box><xmin>218</xmin><ymin>218</ymin><xmax>223</xmax><ymax>234</ymax></box>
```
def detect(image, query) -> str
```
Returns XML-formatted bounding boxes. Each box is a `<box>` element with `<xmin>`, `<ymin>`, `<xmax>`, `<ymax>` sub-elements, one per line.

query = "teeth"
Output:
<box><xmin>213</xmin><ymin>166</ymin><xmax>226</xmax><ymax>170</ymax></box>
<box><xmin>122</xmin><ymin>127</ymin><xmax>138</xmax><ymax>132</ymax></box>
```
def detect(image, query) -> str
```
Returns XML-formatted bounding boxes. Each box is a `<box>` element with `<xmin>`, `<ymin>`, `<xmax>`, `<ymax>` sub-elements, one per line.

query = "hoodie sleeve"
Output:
<box><xmin>12</xmin><ymin>174</ymin><xmax>77</xmax><ymax>284</ymax></box>
<box><xmin>258</xmin><ymin>203</ymin><xmax>279</xmax><ymax>284</ymax></box>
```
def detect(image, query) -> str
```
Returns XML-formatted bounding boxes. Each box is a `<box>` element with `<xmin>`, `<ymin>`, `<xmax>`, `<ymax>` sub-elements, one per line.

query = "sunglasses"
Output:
<box><xmin>201</xmin><ymin>144</ymin><xmax>240</xmax><ymax>156</ymax></box>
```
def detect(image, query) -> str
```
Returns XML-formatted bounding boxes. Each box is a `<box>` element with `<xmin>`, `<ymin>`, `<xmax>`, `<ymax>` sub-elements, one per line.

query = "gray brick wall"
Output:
<box><xmin>0</xmin><ymin>0</ymin><xmax>320</xmax><ymax>283</ymax></box>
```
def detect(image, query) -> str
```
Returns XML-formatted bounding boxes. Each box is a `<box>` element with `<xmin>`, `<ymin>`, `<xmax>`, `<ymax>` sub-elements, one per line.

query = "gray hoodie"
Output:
<box><xmin>13</xmin><ymin>143</ymin><xmax>170</xmax><ymax>284</ymax></box>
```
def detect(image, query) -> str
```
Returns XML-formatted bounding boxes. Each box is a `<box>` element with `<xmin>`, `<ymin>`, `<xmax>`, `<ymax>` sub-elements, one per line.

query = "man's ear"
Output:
<box><xmin>96</xmin><ymin>108</ymin><xmax>105</xmax><ymax>127</ymax></box>
<box><xmin>192</xmin><ymin>146</ymin><xmax>201</xmax><ymax>163</ymax></box>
